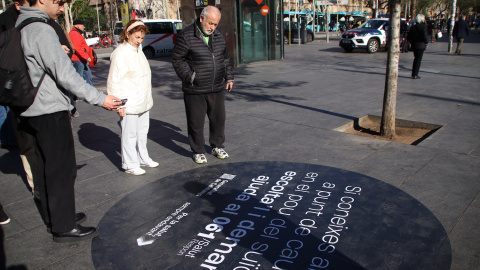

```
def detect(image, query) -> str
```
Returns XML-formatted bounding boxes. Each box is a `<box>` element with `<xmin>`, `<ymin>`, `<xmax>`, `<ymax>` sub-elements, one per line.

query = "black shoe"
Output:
<box><xmin>52</xmin><ymin>224</ymin><xmax>98</xmax><ymax>243</ymax></box>
<box><xmin>411</xmin><ymin>76</ymin><xmax>421</xmax><ymax>79</ymax></box>
<box><xmin>47</xmin><ymin>213</ymin><xmax>87</xmax><ymax>233</ymax></box>
<box><xmin>75</xmin><ymin>212</ymin><xmax>87</xmax><ymax>224</ymax></box>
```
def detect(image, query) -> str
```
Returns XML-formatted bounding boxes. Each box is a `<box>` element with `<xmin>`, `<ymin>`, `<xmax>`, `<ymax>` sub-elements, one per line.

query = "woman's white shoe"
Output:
<box><xmin>141</xmin><ymin>161</ymin><xmax>159</xmax><ymax>168</ymax></box>
<box><xmin>125</xmin><ymin>167</ymin><xmax>146</xmax><ymax>175</ymax></box>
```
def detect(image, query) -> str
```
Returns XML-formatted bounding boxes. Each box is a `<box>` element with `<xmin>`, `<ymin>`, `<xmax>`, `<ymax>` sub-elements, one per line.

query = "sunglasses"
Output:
<box><xmin>52</xmin><ymin>0</ymin><xmax>67</xmax><ymax>5</ymax></box>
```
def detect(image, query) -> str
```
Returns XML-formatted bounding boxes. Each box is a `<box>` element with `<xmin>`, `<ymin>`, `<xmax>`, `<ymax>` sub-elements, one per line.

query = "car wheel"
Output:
<box><xmin>284</xmin><ymin>35</ymin><xmax>289</xmax><ymax>45</ymax></box>
<box><xmin>143</xmin><ymin>47</ymin><xmax>155</xmax><ymax>59</ymax></box>
<box><xmin>366</xmin><ymin>39</ymin><xmax>379</xmax><ymax>53</ymax></box>
<box><xmin>307</xmin><ymin>34</ymin><xmax>313</xmax><ymax>42</ymax></box>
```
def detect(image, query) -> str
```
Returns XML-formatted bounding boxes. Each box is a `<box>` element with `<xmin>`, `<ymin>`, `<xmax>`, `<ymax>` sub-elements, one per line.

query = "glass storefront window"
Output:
<box><xmin>238</xmin><ymin>0</ymin><xmax>283</xmax><ymax>64</ymax></box>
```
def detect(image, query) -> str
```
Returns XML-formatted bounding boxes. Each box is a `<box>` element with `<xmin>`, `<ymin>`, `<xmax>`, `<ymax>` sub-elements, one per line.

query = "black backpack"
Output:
<box><xmin>0</xmin><ymin>18</ymin><xmax>47</xmax><ymax>114</ymax></box>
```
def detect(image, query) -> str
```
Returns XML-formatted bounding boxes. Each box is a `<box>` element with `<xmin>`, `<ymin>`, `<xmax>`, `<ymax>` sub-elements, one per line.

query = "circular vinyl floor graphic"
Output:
<box><xmin>91</xmin><ymin>162</ymin><xmax>451</xmax><ymax>270</ymax></box>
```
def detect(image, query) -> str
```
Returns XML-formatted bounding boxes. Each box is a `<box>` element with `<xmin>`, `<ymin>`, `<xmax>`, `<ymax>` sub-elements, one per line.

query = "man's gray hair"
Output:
<box><xmin>416</xmin><ymin>14</ymin><xmax>425</xmax><ymax>23</ymax></box>
<box><xmin>201</xmin><ymin>5</ymin><xmax>221</xmax><ymax>19</ymax></box>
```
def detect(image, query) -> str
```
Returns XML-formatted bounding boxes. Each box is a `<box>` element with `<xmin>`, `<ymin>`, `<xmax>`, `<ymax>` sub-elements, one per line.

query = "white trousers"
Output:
<box><xmin>121</xmin><ymin>111</ymin><xmax>153</xmax><ymax>170</ymax></box>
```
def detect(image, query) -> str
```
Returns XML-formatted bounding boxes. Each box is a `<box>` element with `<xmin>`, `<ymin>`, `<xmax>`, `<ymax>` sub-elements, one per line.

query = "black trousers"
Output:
<box><xmin>184</xmin><ymin>91</ymin><xmax>226</xmax><ymax>154</ymax></box>
<box><xmin>20</xmin><ymin>111</ymin><xmax>76</xmax><ymax>233</ymax></box>
<box><xmin>412</xmin><ymin>49</ymin><xmax>425</xmax><ymax>77</ymax></box>
<box><xmin>401</xmin><ymin>32</ymin><xmax>409</xmax><ymax>52</ymax></box>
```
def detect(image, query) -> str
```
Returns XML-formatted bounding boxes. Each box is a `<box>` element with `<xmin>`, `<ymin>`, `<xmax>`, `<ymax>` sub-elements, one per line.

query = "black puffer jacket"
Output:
<box><xmin>172</xmin><ymin>19</ymin><xmax>233</xmax><ymax>94</ymax></box>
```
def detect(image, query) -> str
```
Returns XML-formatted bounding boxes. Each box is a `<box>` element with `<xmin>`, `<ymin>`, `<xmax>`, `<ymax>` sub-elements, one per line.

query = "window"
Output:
<box><xmin>145</xmin><ymin>22</ymin><xmax>174</xmax><ymax>34</ymax></box>
<box><xmin>114</xmin><ymin>22</ymin><xmax>123</xmax><ymax>35</ymax></box>
<box><xmin>174</xmin><ymin>22</ymin><xmax>183</xmax><ymax>32</ymax></box>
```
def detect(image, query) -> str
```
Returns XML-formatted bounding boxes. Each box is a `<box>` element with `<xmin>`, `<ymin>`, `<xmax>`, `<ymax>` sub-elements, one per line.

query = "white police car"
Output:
<box><xmin>339</xmin><ymin>18</ymin><xmax>389</xmax><ymax>53</ymax></box>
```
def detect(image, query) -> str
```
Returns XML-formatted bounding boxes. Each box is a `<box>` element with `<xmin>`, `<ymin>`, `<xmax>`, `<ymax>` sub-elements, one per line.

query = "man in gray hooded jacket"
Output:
<box><xmin>16</xmin><ymin>0</ymin><xmax>121</xmax><ymax>242</ymax></box>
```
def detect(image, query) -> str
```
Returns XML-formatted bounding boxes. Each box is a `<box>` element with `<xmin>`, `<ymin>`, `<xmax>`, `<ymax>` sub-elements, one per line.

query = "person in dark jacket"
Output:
<box><xmin>407</xmin><ymin>14</ymin><xmax>428</xmax><ymax>79</ymax></box>
<box><xmin>431</xmin><ymin>17</ymin><xmax>440</xmax><ymax>42</ymax></box>
<box><xmin>0</xmin><ymin>0</ymin><xmax>30</xmax><ymax>149</ymax></box>
<box><xmin>453</xmin><ymin>14</ymin><xmax>470</xmax><ymax>55</ymax></box>
<box><xmin>0</xmin><ymin>0</ymin><xmax>28</xmax><ymax>31</ymax></box>
<box><xmin>0</xmin><ymin>0</ymin><xmax>73</xmax><ymax>198</ymax></box>
<box><xmin>172</xmin><ymin>5</ymin><xmax>234</xmax><ymax>164</ymax></box>
<box><xmin>0</xmin><ymin>0</ymin><xmax>32</xmax><ymax>196</ymax></box>
<box><xmin>401</xmin><ymin>16</ymin><xmax>412</xmax><ymax>53</ymax></box>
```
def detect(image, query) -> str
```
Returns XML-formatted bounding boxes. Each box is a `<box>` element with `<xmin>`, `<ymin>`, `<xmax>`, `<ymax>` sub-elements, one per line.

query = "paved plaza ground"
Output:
<box><xmin>0</xmin><ymin>32</ymin><xmax>479</xmax><ymax>269</ymax></box>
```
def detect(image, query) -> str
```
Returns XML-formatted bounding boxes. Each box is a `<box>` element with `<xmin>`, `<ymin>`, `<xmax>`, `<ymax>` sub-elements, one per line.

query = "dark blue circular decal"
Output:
<box><xmin>91</xmin><ymin>162</ymin><xmax>451</xmax><ymax>270</ymax></box>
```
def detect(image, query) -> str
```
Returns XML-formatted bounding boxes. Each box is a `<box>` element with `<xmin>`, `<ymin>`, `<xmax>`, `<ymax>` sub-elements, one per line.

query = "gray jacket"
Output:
<box><xmin>16</xmin><ymin>7</ymin><xmax>105</xmax><ymax>117</ymax></box>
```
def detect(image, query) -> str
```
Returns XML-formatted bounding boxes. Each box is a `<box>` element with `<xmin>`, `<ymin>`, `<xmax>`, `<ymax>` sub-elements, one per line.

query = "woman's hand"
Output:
<box><xmin>117</xmin><ymin>107</ymin><xmax>126</xmax><ymax>117</ymax></box>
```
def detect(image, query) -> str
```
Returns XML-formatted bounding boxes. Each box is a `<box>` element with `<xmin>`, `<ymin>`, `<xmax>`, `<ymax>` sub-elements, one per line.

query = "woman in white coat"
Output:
<box><xmin>107</xmin><ymin>20</ymin><xmax>158</xmax><ymax>175</ymax></box>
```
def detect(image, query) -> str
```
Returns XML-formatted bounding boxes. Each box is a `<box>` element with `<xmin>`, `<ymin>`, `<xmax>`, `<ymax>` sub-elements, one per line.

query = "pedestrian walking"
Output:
<box><xmin>401</xmin><ymin>16</ymin><xmax>412</xmax><ymax>53</ymax></box>
<box><xmin>431</xmin><ymin>17</ymin><xmax>440</xmax><ymax>42</ymax></box>
<box><xmin>453</xmin><ymin>14</ymin><xmax>470</xmax><ymax>55</ymax></box>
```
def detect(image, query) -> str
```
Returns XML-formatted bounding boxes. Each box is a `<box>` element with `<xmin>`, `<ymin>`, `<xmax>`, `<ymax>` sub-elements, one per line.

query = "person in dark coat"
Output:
<box><xmin>431</xmin><ymin>16</ymin><xmax>440</xmax><ymax>42</ymax></box>
<box><xmin>0</xmin><ymin>0</ymin><xmax>27</xmax><ymax>31</ymax></box>
<box><xmin>453</xmin><ymin>14</ymin><xmax>470</xmax><ymax>55</ymax></box>
<box><xmin>0</xmin><ymin>0</ymin><xmax>32</xmax><ymax>192</ymax></box>
<box><xmin>0</xmin><ymin>0</ymin><xmax>30</xmax><ymax>149</ymax></box>
<box><xmin>401</xmin><ymin>16</ymin><xmax>412</xmax><ymax>53</ymax></box>
<box><xmin>407</xmin><ymin>14</ymin><xmax>428</xmax><ymax>79</ymax></box>
<box><xmin>172</xmin><ymin>5</ymin><xmax>234</xmax><ymax>164</ymax></box>
<box><xmin>0</xmin><ymin>0</ymin><xmax>73</xmax><ymax>197</ymax></box>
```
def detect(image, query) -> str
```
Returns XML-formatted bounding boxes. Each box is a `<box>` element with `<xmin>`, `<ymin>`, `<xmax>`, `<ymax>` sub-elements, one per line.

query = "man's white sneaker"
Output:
<box><xmin>193</xmin><ymin>154</ymin><xmax>207</xmax><ymax>164</ymax></box>
<box><xmin>141</xmin><ymin>161</ymin><xmax>159</xmax><ymax>168</ymax></box>
<box><xmin>212</xmin><ymin>148</ymin><xmax>229</xmax><ymax>159</ymax></box>
<box><xmin>125</xmin><ymin>167</ymin><xmax>146</xmax><ymax>175</ymax></box>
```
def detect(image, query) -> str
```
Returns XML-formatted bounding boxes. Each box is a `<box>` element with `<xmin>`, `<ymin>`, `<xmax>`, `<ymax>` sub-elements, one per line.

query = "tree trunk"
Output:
<box><xmin>64</xmin><ymin>0</ymin><xmax>76</xmax><ymax>33</ymax></box>
<box><xmin>380</xmin><ymin>0</ymin><xmax>402</xmax><ymax>139</ymax></box>
<box><xmin>412</xmin><ymin>0</ymin><xmax>416</xmax><ymax>18</ymax></box>
<box><xmin>448</xmin><ymin>0</ymin><xmax>457</xmax><ymax>52</ymax></box>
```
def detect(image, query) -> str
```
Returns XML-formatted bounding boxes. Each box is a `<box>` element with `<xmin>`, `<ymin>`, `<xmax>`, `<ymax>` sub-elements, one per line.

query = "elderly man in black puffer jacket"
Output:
<box><xmin>172</xmin><ymin>5</ymin><xmax>234</xmax><ymax>164</ymax></box>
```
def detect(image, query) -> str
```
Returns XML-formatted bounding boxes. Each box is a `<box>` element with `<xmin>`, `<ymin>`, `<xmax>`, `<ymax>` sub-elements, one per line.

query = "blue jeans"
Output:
<box><xmin>72</xmin><ymin>61</ymin><xmax>94</xmax><ymax>86</ymax></box>
<box><xmin>70</xmin><ymin>61</ymin><xmax>94</xmax><ymax>112</ymax></box>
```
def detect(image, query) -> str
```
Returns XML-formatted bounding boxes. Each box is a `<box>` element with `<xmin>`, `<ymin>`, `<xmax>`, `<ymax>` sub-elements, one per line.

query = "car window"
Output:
<box><xmin>359</xmin><ymin>20</ymin><xmax>385</xmax><ymax>29</ymax></box>
<box><xmin>114</xmin><ymin>22</ymin><xmax>123</xmax><ymax>35</ymax></box>
<box><xmin>113</xmin><ymin>28</ymin><xmax>123</xmax><ymax>35</ymax></box>
<box><xmin>174</xmin><ymin>22</ymin><xmax>183</xmax><ymax>32</ymax></box>
<box><xmin>145</xmin><ymin>22</ymin><xmax>174</xmax><ymax>34</ymax></box>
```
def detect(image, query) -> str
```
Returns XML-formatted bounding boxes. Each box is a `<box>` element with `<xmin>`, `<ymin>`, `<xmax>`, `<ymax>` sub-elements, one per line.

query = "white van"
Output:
<box><xmin>112</xmin><ymin>19</ymin><xmax>183</xmax><ymax>59</ymax></box>
<box><xmin>112</xmin><ymin>21</ymin><xmax>123</xmax><ymax>47</ymax></box>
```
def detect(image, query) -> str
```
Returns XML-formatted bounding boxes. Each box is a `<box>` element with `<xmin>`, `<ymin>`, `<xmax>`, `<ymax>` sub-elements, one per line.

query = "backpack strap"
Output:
<box><xmin>16</xmin><ymin>17</ymin><xmax>49</xmax><ymax>31</ymax></box>
<box><xmin>16</xmin><ymin>17</ymin><xmax>49</xmax><ymax>89</ymax></box>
